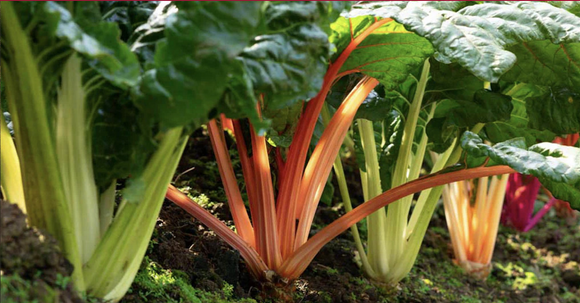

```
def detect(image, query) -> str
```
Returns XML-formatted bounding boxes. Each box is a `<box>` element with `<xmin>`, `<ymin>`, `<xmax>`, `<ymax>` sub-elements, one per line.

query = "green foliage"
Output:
<box><xmin>525</xmin><ymin>86</ymin><xmax>580</xmax><ymax>135</ymax></box>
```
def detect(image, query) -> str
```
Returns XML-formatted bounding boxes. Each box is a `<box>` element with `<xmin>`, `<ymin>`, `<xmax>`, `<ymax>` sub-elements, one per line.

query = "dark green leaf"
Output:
<box><xmin>91</xmin><ymin>91</ymin><xmax>155</xmax><ymax>190</ymax></box>
<box><xmin>378</xmin><ymin>110</ymin><xmax>404</xmax><ymax>191</ymax></box>
<box><xmin>241</xmin><ymin>2</ymin><xmax>333</xmax><ymax>110</ymax></box>
<box><xmin>503</xmin><ymin>41</ymin><xmax>580</xmax><ymax>91</ymax></box>
<box><xmin>134</xmin><ymin>2</ymin><xmax>262</xmax><ymax>128</ymax></box>
<box><xmin>44</xmin><ymin>2</ymin><xmax>140</xmax><ymax>88</ymax></box>
<box><xmin>549</xmin><ymin>1</ymin><xmax>580</xmax><ymax>17</ymax></box>
<box><xmin>426</xmin><ymin>90</ymin><xmax>513</xmax><ymax>152</ymax></box>
<box><xmin>526</xmin><ymin>86</ymin><xmax>580</xmax><ymax>135</ymax></box>
<box><xmin>100</xmin><ymin>1</ymin><xmax>158</xmax><ymax>42</ymax></box>
<box><xmin>263</xmin><ymin>101</ymin><xmax>303</xmax><ymax>148</ymax></box>
<box><xmin>218</xmin><ymin>60</ymin><xmax>270</xmax><ymax>135</ymax></box>
<box><xmin>485</xmin><ymin>83</ymin><xmax>557</xmax><ymax>146</ymax></box>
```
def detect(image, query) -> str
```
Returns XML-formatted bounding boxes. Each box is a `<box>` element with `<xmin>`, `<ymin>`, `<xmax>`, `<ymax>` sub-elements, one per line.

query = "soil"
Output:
<box><xmin>123</xmin><ymin>131</ymin><xmax>580</xmax><ymax>303</ymax></box>
<box><xmin>0</xmin><ymin>200</ymin><xmax>85</xmax><ymax>303</ymax></box>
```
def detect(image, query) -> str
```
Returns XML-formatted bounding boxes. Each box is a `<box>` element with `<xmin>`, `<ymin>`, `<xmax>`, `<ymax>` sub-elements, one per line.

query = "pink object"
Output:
<box><xmin>501</xmin><ymin>173</ymin><xmax>546</xmax><ymax>232</ymax></box>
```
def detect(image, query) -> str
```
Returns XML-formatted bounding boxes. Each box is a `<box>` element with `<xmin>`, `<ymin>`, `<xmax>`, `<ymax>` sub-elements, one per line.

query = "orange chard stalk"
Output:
<box><xmin>278</xmin><ymin>165</ymin><xmax>516</xmax><ymax>280</ymax></box>
<box><xmin>220</xmin><ymin>114</ymin><xmax>234</xmax><ymax>133</ymax></box>
<box><xmin>250</xmin><ymin>124</ymin><xmax>283</xmax><ymax>269</ymax></box>
<box><xmin>231</xmin><ymin>119</ymin><xmax>260</xmax><ymax>242</ymax></box>
<box><xmin>207</xmin><ymin>120</ymin><xmax>255</xmax><ymax>247</ymax></box>
<box><xmin>276</xmin><ymin>18</ymin><xmax>393</xmax><ymax>258</ymax></box>
<box><xmin>294</xmin><ymin>76</ymin><xmax>380</xmax><ymax>249</ymax></box>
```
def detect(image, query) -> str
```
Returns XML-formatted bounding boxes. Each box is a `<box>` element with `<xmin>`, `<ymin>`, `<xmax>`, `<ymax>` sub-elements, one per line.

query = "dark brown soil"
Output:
<box><xmin>0</xmin><ymin>200</ymin><xmax>85</xmax><ymax>303</ymax></box>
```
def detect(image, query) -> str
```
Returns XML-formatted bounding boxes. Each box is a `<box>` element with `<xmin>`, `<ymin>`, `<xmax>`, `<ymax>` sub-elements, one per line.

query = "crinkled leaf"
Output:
<box><xmin>129</xmin><ymin>2</ymin><xmax>177</xmax><ymax>66</ymax></box>
<box><xmin>234</xmin><ymin>2</ymin><xmax>348</xmax><ymax>138</ymax></box>
<box><xmin>134</xmin><ymin>2</ymin><xmax>262</xmax><ymax>128</ymax></box>
<box><xmin>461</xmin><ymin>132</ymin><xmax>580</xmax><ymax>209</ymax></box>
<box><xmin>217</xmin><ymin>60</ymin><xmax>270</xmax><ymax>135</ymax></box>
<box><xmin>346</xmin><ymin>1</ymin><xmax>580</xmax><ymax>83</ymax></box>
<box><xmin>549</xmin><ymin>1</ymin><xmax>580</xmax><ymax>17</ymax></box>
<box><xmin>263</xmin><ymin>101</ymin><xmax>303</xmax><ymax>148</ymax></box>
<box><xmin>378</xmin><ymin>110</ymin><xmax>404</xmax><ymax>191</ymax></box>
<box><xmin>326</xmin><ymin>75</ymin><xmax>396</xmax><ymax>122</ymax></box>
<box><xmin>427</xmin><ymin>60</ymin><xmax>484</xmax><ymax>103</ymax></box>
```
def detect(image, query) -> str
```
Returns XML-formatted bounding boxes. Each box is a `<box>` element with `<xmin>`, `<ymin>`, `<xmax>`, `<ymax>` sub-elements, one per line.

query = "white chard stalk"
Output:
<box><xmin>56</xmin><ymin>54</ymin><xmax>101</xmax><ymax>264</ymax></box>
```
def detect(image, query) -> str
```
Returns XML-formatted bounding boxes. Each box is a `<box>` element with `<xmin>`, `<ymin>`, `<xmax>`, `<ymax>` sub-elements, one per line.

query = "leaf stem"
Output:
<box><xmin>207</xmin><ymin>120</ymin><xmax>255</xmax><ymax>247</ymax></box>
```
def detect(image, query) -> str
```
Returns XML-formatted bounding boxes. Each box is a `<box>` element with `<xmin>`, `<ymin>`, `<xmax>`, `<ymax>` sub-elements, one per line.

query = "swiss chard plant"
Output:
<box><xmin>165</xmin><ymin>0</ymin><xmax>580</xmax><ymax>294</ymax></box>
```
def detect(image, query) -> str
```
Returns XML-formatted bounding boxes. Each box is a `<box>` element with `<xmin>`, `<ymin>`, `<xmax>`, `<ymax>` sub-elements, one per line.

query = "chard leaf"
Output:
<box><xmin>100</xmin><ymin>1</ymin><xmax>158</xmax><ymax>42</ymax></box>
<box><xmin>346</xmin><ymin>1</ymin><xmax>580</xmax><ymax>83</ymax></box>
<box><xmin>326</xmin><ymin>75</ymin><xmax>396</xmax><ymax>122</ymax></box>
<box><xmin>485</xmin><ymin>84</ymin><xmax>580</xmax><ymax>147</ymax></box>
<box><xmin>485</xmin><ymin>83</ymin><xmax>557</xmax><ymax>146</ymax></box>
<box><xmin>549</xmin><ymin>2</ymin><xmax>580</xmax><ymax>17</ymax></box>
<box><xmin>228</xmin><ymin>2</ymin><xmax>348</xmax><ymax>139</ymax></box>
<box><xmin>332</xmin><ymin>16</ymin><xmax>434</xmax><ymax>90</ymax></box>
<box><xmin>129</xmin><ymin>2</ymin><xmax>177</xmax><ymax>66</ymax></box>
<box><xmin>133</xmin><ymin>2</ymin><xmax>262</xmax><ymax>128</ymax></box>
<box><xmin>218</xmin><ymin>60</ymin><xmax>270</xmax><ymax>134</ymax></box>
<box><xmin>43</xmin><ymin>2</ymin><xmax>140</xmax><ymax>88</ymax></box>
<box><xmin>239</xmin><ymin>2</ymin><xmax>344</xmax><ymax>111</ymax></box>
<box><xmin>426</xmin><ymin>90</ymin><xmax>513</xmax><ymax>152</ymax></box>
<box><xmin>378</xmin><ymin>110</ymin><xmax>404</xmax><ymax>191</ymax></box>
<box><xmin>428</xmin><ymin>61</ymin><xmax>484</xmax><ymax>103</ymax></box>
<box><xmin>461</xmin><ymin>132</ymin><xmax>580</xmax><ymax>210</ymax></box>
<box><xmin>263</xmin><ymin>101</ymin><xmax>303</xmax><ymax>148</ymax></box>
<box><xmin>525</xmin><ymin>86</ymin><xmax>580</xmax><ymax>135</ymax></box>
<box><xmin>91</xmin><ymin>90</ymin><xmax>155</xmax><ymax>190</ymax></box>
<box><xmin>502</xmin><ymin>41</ymin><xmax>580</xmax><ymax>90</ymax></box>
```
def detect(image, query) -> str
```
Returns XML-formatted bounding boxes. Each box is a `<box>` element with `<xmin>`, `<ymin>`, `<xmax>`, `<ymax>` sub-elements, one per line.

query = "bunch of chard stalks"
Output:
<box><xmin>442</xmin><ymin>174</ymin><xmax>509</xmax><ymax>279</ymax></box>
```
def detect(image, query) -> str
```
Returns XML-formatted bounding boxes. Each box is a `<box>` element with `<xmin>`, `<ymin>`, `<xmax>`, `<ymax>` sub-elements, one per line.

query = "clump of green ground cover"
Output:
<box><xmin>122</xmin><ymin>257</ymin><xmax>256</xmax><ymax>303</ymax></box>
